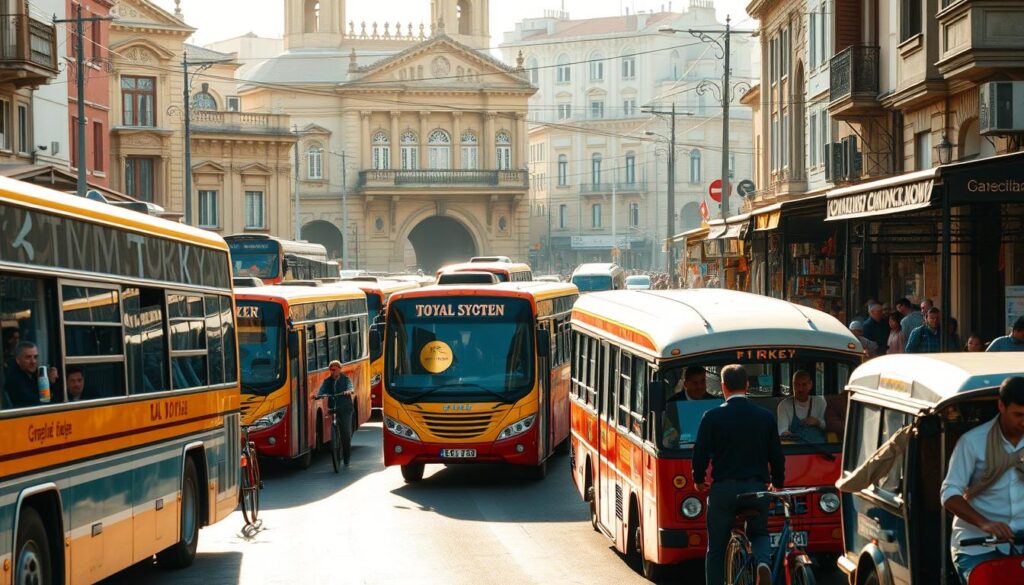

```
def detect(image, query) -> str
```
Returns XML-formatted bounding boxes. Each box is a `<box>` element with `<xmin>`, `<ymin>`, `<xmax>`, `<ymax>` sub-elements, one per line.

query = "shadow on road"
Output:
<box><xmin>99</xmin><ymin>551</ymin><xmax>243</xmax><ymax>585</ymax></box>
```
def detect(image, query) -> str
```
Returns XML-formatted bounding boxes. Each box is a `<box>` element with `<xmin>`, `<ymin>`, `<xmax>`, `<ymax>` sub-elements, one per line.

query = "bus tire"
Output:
<box><xmin>15</xmin><ymin>506</ymin><xmax>52</xmax><ymax>585</ymax></box>
<box><xmin>157</xmin><ymin>457</ymin><xmax>200</xmax><ymax>570</ymax></box>
<box><xmin>527</xmin><ymin>459</ymin><xmax>548</xmax><ymax>480</ymax></box>
<box><xmin>401</xmin><ymin>463</ymin><xmax>424</xmax><ymax>483</ymax></box>
<box><xmin>292</xmin><ymin>448</ymin><xmax>313</xmax><ymax>470</ymax></box>
<box><xmin>626</xmin><ymin>503</ymin><xmax>642</xmax><ymax>571</ymax></box>
<box><xmin>586</xmin><ymin>486</ymin><xmax>599</xmax><ymax>532</ymax></box>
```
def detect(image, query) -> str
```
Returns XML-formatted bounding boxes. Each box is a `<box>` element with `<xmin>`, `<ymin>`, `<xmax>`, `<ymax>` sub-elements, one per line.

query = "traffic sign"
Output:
<box><xmin>709</xmin><ymin>179</ymin><xmax>732</xmax><ymax>203</ymax></box>
<box><xmin>737</xmin><ymin>179</ymin><xmax>756</xmax><ymax>198</ymax></box>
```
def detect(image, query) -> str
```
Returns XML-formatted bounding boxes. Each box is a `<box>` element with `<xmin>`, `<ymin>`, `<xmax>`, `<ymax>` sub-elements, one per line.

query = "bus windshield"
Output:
<box><xmin>228</xmin><ymin>239</ymin><xmax>282</xmax><ymax>280</ymax></box>
<box><xmin>386</xmin><ymin>296</ymin><xmax>535</xmax><ymax>403</ymax></box>
<box><xmin>237</xmin><ymin>300</ymin><xmax>287</xmax><ymax>395</ymax></box>
<box><xmin>658</xmin><ymin>356</ymin><xmax>857</xmax><ymax>452</ymax></box>
<box><xmin>572</xmin><ymin>274</ymin><xmax>612</xmax><ymax>292</ymax></box>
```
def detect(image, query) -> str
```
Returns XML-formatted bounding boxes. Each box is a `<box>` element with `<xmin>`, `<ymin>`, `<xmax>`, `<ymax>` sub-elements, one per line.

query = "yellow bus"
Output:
<box><xmin>0</xmin><ymin>177</ymin><xmax>240</xmax><ymax>584</ymax></box>
<box><xmin>382</xmin><ymin>281</ymin><xmax>578</xmax><ymax>482</ymax></box>
<box><xmin>236</xmin><ymin>286</ymin><xmax>371</xmax><ymax>468</ymax></box>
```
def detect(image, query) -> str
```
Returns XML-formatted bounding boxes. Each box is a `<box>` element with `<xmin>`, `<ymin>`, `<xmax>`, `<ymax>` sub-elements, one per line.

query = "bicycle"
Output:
<box><xmin>725</xmin><ymin>487</ymin><xmax>820</xmax><ymax>585</ymax></box>
<box><xmin>239</xmin><ymin>424</ymin><xmax>263</xmax><ymax>527</ymax></box>
<box><xmin>958</xmin><ymin>532</ymin><xmax>1024</xmax><ymax>584</ymax></box>
<box><xmin>328</xmin><ymin>408</ymin><xmax>343</xmax><ymax>473</ymax></box>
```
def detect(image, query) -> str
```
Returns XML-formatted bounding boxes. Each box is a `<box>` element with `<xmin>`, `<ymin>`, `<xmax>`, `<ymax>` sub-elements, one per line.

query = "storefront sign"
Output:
<box><xmin>570</xmin><ymin>235</ymin><xmax>631</xmax><ymax>250</ymax></box>
<box><xmin>827</xmin><ymin>179</ymin><xmax>935</xmax><ymax>220</ymax></box>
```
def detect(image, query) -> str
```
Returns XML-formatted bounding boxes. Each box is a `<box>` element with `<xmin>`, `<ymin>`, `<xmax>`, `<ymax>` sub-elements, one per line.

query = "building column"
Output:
<box><xmin>390</xmin><ymin>111</ymin><xmax>400</xmax><ymax>169</ymax></box>
<box><xmin>452</xmin><ymin>111</ymin><xmax>462</xmax><ymax>170</ymax></box>
<box><xmin>360</xmin><ymin>111</ymin><xmax>371</xmax><ymax>169</ymax></box>
<box><xmin>419</xmin><ymin>111</ymin><xmax>430</xmax><ymax>169</ymax></box>
<box><xmin>484</xmin><ymin>112</ymin><xmax>496</xmax><ymax>169</ymax></box>
<box><xmin>515</xmin><ymin>112</ymin><xmax>527</xmax><ymax>169</ymax></box>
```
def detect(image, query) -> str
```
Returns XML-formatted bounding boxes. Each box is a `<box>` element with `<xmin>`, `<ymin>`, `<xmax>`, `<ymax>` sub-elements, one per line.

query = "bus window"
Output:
<box><xmin>125</xmin><ymin>287</ymin><xmax>169</xmax><ymax>394</ymax></box>
<box><xmin>572</xmin><ymin>274</ymin><xmax>612</xmax><ymax>292</ymax></box>
<box><xmin>168</xmin><ymin>294</ymin><xmax>208</xmax><ymax>390</ymax></box>
<box><xmin>0</xmin><ymin>274</ymin><xmax>57</xmax><ymax>408</ymax></box>
<box><xmin>62</xmin><ymin>284</ymin><xmax>126</xmax><ymax>400</ymax></box>
<box><xmin>221</xmin><ymin>296</ymin><xmax>238</xmax><ymax>384</ymax></box>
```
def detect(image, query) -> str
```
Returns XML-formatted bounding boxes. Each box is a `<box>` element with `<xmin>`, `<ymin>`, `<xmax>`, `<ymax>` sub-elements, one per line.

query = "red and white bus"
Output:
<box><xmin>382</xmin><ymin>282</ymin><xmax>578</xmax><ymax>482</ymax></box>
<box><xmin>569</xmin><ymin>289</ymin><xmax>863</xmax><ymax>579</ymax></box>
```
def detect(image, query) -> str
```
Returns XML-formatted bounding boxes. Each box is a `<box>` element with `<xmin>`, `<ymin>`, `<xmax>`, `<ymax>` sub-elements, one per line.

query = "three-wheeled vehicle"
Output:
<box><xmin>836</xmin><ymin>353</ymin><xmax>1024</xmax><ymax>585</ymax></box>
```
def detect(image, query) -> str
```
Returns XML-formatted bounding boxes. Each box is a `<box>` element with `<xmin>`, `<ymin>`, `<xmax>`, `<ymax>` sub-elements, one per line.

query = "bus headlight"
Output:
<box><xmin>497</xmin><ymin>415</ymin><xmax>536</xmax><ymax>441</ymax></box>
<box><xmin>681</xmin><ymin>497</ymin><xmax>704</xmax><ymax>519</ymax></box>
<box><xmin>249</xmin><ymin>407</ymin><xmax>288</xmax><ymax>431</ymax></box>
<box><xmin>384</xmin><ymin>416</ymin><xmax>420</xmax><ymax>441</ymax></box>
<box><xmin>819</xmin><ymin>492</ymin><xmax>840</xmax><ymax>514</ymax></box>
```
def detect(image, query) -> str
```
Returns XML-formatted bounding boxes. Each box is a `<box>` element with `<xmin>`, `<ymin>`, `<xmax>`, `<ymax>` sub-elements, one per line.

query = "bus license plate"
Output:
<box><xmin>440</xmin><ymin>449</ymin><xmax>477</xmax><ymax>458</ymax></box>
<box><xmin>770</xmin><ymin>531</ymin><xmax>807</xmax><ymax>548</ymax></box>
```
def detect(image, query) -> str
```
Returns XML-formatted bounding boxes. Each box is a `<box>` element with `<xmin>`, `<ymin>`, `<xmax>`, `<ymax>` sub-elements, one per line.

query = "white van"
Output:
<box><xmin>570</xmin><ymin>263</ymin><xmax>626</xmax><ymax>293</ymax></box>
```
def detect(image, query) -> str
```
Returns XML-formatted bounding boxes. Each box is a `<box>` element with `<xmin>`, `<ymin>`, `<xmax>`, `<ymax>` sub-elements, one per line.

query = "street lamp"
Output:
<box><xmin>935</xmin><ymin>135</ymin><xmax>953</xmax><ymax>165</ymax></box>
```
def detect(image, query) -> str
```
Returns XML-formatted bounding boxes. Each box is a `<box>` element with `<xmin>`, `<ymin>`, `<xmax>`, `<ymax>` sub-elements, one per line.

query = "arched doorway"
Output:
<box><xmin>302</xmin><ymin>220</ymin><xmax>343</xmax><ymax>259</ymax></box>
<box><xmin>407</xmin><ymin>215</ymin><xmax>477</xmax><ymax>272</ymax></box>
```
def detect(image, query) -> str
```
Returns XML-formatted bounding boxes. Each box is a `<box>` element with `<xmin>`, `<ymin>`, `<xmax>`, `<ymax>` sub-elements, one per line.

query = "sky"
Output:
<box><xmin>154</xmin><ymin>0</ymin><xmax>756</xmax><ymax>47</ymax></box>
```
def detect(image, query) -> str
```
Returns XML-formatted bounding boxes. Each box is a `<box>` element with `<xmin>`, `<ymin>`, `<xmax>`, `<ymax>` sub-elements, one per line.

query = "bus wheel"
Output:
<box><xmin>626</xmin><ymin>505</ymin><xmax>642</xmax><ymax>571</ymax></box>
<box><xmin>157</xmin><ymin>458</ymin><xmax>200</xmax><ymax>569</ymax></box>
<box><xmin>292</xmin><ymin>449</ymin><xmax>313</xmax><ymax>470</ymax></box>
<box><xmin>641</xmin><ymin>556</ymin><xmax>663</xmax><ymax>582</ymax></box>
<box><xmin>527</xmin><ymin>459</ymin><xmax>548</xmax><ymax>480</ymax></box>
<box><xmin>401</xmin><ymin>463</ymin><xmax>424</xmax><ymax>483</ymax></box>
<box><xmin>586</xmin><ymin>486</ymin><xmax>599</xmax><ymax>532</ymax></box>
<box><xmin>16</xmin><ymin>507</ymin><xmax>52</xmax><ymax>585</ymax></box>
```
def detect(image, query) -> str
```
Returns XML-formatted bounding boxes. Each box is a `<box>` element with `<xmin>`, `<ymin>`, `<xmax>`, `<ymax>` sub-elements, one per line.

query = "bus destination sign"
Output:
<box><xmin>414</xmin><ymin>303</ymin><xmax>507</xmax><ymax>318</ymax></box>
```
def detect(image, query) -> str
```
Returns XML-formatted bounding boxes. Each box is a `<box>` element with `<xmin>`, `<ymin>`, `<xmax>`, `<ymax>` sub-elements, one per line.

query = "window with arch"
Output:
<box><xmin>193</xmin><ymin>91</ymin><xmax>216</xmax><ymax>111</ymax></box>
<box><xmin>670</xmin><ymin>50</ymin><xmax>681</xmax><ymax>80</ymax></box>
<box><xmin>307</xmin><ymin>145</ymin><xmax>323</xmax><ymax>179</ymax></box>
<box><xmin>400</xmin><ymin>130</ymin><xmax>419</xmax><ymax>170</ymax></box>
<box><xmin>689</xmin><ymin>149</ymin><xmax>702</xmax><ymax>183</ymax></box>
<box><xmin>557</xmin><ymin>154</ymin><xmax>568</xmax><ymax>186</ymax></box>
<box><xmin>556</xmin><ymin>54</ymin><xmax>571</xmax><ymax>84</ymax></box>
<box><xmin>591</xmin><ymin>153</ymin><xmax>602</xmax><ymax>186</ymax></box>
<box><xmin>495</xmin><ymin>130</ymin><xmax>512</xmax><ymax>170</ymax></box>
<box><xmin>427</xmin><ymin>129</ymin><xmax>451</xmax><ymax>169</ymax></box>
<box><xmin>589</xmin><ymin>52</ymin><xmax>604</xmax><ymax>82</ymax></box>
<box><xmin>457</xmin><ymin>0</ymin><xmax>472</xmax><ymax>35</ymax></box>
<box><xmin>625</xmin><ymin>152</ymin><xmax>636</xmax><ymax>184</ymax></box>
<box><xmin>461</xmin><ymin>131</ymin><xmax>479</xmax><ymax>170</ymax></box>
<box><xmin>526</xmin><ymin>57</ymin><xmax>539</xmax><ymax>86</ymax></box>
<box><xmin>304</xmin><ymin>0</ymin><xmax>320</xmax><ymax>34</ymax></box>
<box><xmin>372</xmin><ymin>131</ymin><xmax>390</xmax><ymax>170</ymax></box>
<box><xmin>621</xmin><ymin>52</ymin><xmax>636</xmax><ymax>79</ymax></box>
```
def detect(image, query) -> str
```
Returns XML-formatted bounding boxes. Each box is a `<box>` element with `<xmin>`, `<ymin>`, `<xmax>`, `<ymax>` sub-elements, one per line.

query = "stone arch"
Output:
<box><xmin>304</xmin><ymin>0</ymin><xmax>320</xmax><ymax>33</ymax></box>
<box><xmin>394</xmin><ymin>206</ymin><xmax>485</xmax><ymax>272</ymax></box>
<box><xmin>680</xmin><ymin>201</ymin><xmax>702</xmax><ymax>231</ymax></box>
<box><xmin>301</xmin><ymin>219</ymin><xmax>343</xmax><ymax>259</ymax></box>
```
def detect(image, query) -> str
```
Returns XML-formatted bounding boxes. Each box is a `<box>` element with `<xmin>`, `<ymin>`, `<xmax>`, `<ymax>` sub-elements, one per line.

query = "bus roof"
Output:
<box><xmin>234</xmin><ymin>285</ymin><xmax>366</xmax><ymax>305</ymax></box>
<box><xmin>224</xmin><ymin>234</ymin><xmax>328</xmax><ymax>257</ymax></box>
<box><xmin>572</xmin><ymin>289</ymin><xmax>862</xmax><ymax>359</ymax></box>
<box><xmin>846</xmin><ymin>353</ymin><xmax>1024</xmax><ymax>408</ymax></box>
<box><xmin>436</xmin><ymin>261</ymin><xmax>532</xmax><ymax>276</ymax></box>
<box><xmin>335</xmin><ymin>279</ymin><xmax>421</xmax><ymax>296</ymax></box>
<box><xmin>0</xmin><ymin>176</ymin><xmax>228</xmax><ymax>250</ymax></box>
<box><xmin>572</xmin><ymin>263</ymin><xmax>622</xmax><ymax>276</ymax></box>
<box><xmin>392</xmin><ymin>281</ymin><xmax>578</xmax><ymax>304</ymax></box>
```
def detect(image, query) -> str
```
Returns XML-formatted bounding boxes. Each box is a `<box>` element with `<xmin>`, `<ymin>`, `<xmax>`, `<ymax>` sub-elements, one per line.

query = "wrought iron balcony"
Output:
<box><xmin>358</xmin><ymin>169</ymin><xmax>529</xmax><ymax>189</ymax></box>
<box><xmin>828</xmin><ymin>45</ymin><xmax>881</xmax><ymax>119</ymax></box>
<box><xmin>0</xmin><ymin>14</ymin><xmax>57</xmax><ymax>88</ymax></box>
<box><xmin>580</xmin><ymin>182</ymin><xmax>647</xmax><ymax>194</ymax></box>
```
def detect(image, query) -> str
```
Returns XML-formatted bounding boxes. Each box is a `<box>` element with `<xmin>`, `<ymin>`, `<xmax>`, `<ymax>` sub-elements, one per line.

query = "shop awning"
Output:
<box><xmin>826</xmin><ymin>150</ymin><xmax>1024</xmax><ymax>221</ymax></box>
<box><xmin>752</xmin><ymin>203</ymin><xmax>782</xmax><ymax>231</ymax></box>
<box><xmin>670</xmin><ymin>225</ymin><xmax>709</xmax><ymax>245</ymax></box>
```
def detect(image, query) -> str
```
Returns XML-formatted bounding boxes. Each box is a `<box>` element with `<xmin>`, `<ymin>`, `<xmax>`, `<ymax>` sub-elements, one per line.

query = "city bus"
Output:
<box><xmin>435</xmin><ymin>259</ymin><xmax>533</xmax><ymax>283</ymax></box>
<box><xmin>382</xmin><ymin>281</ymin><xmax>579</xmax><ymax>482</ymax></box>
<box><xmin>335</xmin><ymin>278</ymin><xmax>420</xmax><ymax>409</ymax></box>
<box><xmin>225</xmin><ymin>234</ymin><xmax>339</xmax><ymax>284</ymax></box>
<box><xmin>235</xmin><ymin>285</ymin><xmax>371</xmax><ymax>468</ymax></box>
<box><xmin>0</xmin><ymin>178</ymin><xmax>240</xmax><ymax>584</ymax></box>
<box><xmin>569</xmin><ymin>289</ymin><xmax>863</xmax><ymax>579</ymax></box>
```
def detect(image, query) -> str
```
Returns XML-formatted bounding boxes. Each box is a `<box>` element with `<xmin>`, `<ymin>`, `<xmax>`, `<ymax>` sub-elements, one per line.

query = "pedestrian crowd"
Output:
<box><xmin>847</xmin><ymin>297</ymin><xmax>1024</xmax><ymax>357</ymax></box>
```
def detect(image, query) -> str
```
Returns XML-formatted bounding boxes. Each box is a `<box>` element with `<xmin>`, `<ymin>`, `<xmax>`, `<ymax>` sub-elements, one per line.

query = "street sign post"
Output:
<box><xmin>709</xmin><ymin>179</ymin><xmax>732</xmax><ymax>203</ymax></box>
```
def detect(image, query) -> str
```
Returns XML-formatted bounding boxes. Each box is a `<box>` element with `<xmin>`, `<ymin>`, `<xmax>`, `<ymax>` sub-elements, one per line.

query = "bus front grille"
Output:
<box><xmin>412</xmin><ymin>412</ymin><xmax>496</xmax><ymax>439</ymax></box>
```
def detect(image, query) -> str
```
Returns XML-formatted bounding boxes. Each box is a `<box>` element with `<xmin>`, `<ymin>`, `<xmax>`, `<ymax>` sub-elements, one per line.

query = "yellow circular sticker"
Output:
<box><xmin>419</xmin><ymin>341</ymin><xmax>454</xmax><ymax>374</ymax></box>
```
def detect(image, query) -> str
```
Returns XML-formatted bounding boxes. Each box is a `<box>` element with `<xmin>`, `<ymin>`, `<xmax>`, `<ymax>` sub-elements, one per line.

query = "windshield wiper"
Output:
<box><xmin>783</xmin><ymin>434</ymin><xmax>837</xmax><ymax>461</ymax></box>
<box><xmin>400</xmin><ymin>382</ymin><xmax>514</xmax><ymax>405</ymax></box>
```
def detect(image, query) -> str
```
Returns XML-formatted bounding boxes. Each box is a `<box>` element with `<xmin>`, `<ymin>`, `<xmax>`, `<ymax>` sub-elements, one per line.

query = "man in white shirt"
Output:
<box><xmin>941</xmin><ymin>376</ymin><xmax>1024</xmax><ymax>584</ymax></box>
<box><xmin>777</xmin><ymin>370</ymin><xmax>826</xmax><ymax>442</ymax></box>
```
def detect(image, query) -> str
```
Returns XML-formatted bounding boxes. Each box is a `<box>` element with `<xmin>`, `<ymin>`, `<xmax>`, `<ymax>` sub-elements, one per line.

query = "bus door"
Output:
<box><xmin>289</xmin><ymin>328</ymin><xmax>310</xmax><ymax>457</ymax></box>
<box><xmin>598</xmin><ymin>340</ymin><xmax>618</xmax><ymax>540</ymax></box>
<box><xmin>536</xmin><ymin>323</ymin><xmax>551</xmax><ymax>460</ymax></box>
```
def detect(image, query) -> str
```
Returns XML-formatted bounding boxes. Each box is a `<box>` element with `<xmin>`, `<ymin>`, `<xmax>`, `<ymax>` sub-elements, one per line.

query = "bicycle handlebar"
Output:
<box><xmin>959</xmin><ymin>533</ymin><xmax>1024</xmax><ymax>547</ymax></box>
<box><xmin>737</xmin><ymin>487</ymin><xmax>822</xmax><ymax>500</ymax></box>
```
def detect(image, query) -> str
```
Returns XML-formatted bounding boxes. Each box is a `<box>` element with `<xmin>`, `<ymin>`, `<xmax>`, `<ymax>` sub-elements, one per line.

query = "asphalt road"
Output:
<box><xmin>101</xmin><ymin>421</ymin><xmax>847</xmax><ymax>585</ymax></box>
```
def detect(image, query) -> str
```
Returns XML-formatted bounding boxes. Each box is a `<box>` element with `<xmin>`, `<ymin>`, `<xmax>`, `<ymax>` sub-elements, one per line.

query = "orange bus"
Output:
<box><xmin>569</xmin><ymin>289</ymin><xmax>863</xmax><ymax>579</ymax></box>
<box><xmin>436</xmin><ymin>258</ymin><xmax>533</xmax><ymax>283</ymax></box>
<box><xmin>235</xmin><ymin>286</ymin><xmax>371</xmax><ymax>468</ymax></box>
<box><xmin>337</xmin><ymin>278</ymin><xmax>420</xmax><ymax>409</ymax></box>
<box><xmin>382</xmin><ymin>282</ymin><xmax>578</xmax><ymax>482</ymax></box>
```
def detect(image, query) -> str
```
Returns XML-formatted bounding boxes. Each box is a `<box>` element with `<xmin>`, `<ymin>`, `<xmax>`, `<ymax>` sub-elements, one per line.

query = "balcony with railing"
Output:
<box><xmin>828</xmin><ymin>45</ymin><xmax>882</xmax><ymax>119</ymax></box>
<box><xmin>0</xmin><ymin>13</ymin><xmax>58</xmax><ymax>88</ymax></box>
<box><xmin>936</xmin><ymin>0</ymin><xmax>1024</xmax><ymax>81</ymax></box>
<box><xmin>580</xmin><ymin>182</ymin><xmax>647</xmax><ymax>194</ymax></box>
<box><xmin>190</xmin><ymin>111</ymin><xmax>293</xmax><ymax>136</ymax></box>
<box><xmin>358</xmin><ymin>169</ymin><xmax>529</xmax><ymax>190</ymax></box>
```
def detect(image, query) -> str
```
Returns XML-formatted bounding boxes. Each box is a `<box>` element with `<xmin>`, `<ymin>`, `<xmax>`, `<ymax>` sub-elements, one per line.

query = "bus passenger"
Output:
<box><xmin>777</xmin><ymin>370</ymin><xmax>827</xmax><ymax>442</ymax></box>
<box><xmin>941</xmin><ymin>376</ymin><xmax>1024</xmax><ymax>584</ymax></box>
<box><xmin>670</xmin><ymin>366</ymin><xmax>709</xmax><ymax>401</ymax></box>
<box><xmin>3</xmin><ymin>342</ymin><xmax>40</xmax><ymax>409</ymax></box>
<box><xmin>66</xmin><ymin>366</ymin><xmax>86</xmax><ymax>402</ymax></box>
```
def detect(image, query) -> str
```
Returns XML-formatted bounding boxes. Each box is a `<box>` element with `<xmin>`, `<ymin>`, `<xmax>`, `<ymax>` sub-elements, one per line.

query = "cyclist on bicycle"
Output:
<box><xmin>317</xmin><ymin>360</ymin><xmax>356</xmax><ymax>467</ymax></box>
<box><xmin>693</xmin><ymin>364</ymin><xmax>785</xmax><ymax>585</ymax></box>
<box><xmin>941</xmin><ymin>376</ymin><xmax>1024</xmax><ymax>583</ymax></box>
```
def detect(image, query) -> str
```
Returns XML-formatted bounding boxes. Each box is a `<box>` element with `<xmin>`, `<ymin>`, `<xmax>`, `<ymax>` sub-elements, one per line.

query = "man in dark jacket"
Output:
<box><xmin>693</xmin><ymin>364</ymin><xmax>785</xmax><ymax>585</ymax></box>
<box><xmin>861</xmin><ymin>302</ymin><xmax>890</xmax><ymax>355</ymax></box>
<box><xmin>317</xmin><ymin>360</ymin><xmax>355</xmax><ymax>466</ymax></box>
<box><xmin>3</xmin><ymin>342</ymin><xmax>40</xmax><ymax>409</ymax></box>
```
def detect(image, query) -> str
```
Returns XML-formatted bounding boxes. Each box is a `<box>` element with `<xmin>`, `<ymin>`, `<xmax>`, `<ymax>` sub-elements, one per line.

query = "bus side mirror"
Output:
<box><xmin>537</xmin><ymin>332</ymin><xmax>550</xmax><ymax>357</ymax></box>
<box><xmin>649</xmin><ymin>380</ymin><xmax>665</xmax><ymax>412</ymax></box>
<box><xmin>369</xmin><ymin>327</ymin><xmax>382</xmax><ymax>356</ymax></box>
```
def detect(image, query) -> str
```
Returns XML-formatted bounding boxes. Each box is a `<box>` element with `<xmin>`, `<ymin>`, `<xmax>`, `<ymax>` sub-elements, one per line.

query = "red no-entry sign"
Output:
<box><xmin>709</xmin><ymin>179</ymin><xmax>732</xmax><ymax>203</ymax></box>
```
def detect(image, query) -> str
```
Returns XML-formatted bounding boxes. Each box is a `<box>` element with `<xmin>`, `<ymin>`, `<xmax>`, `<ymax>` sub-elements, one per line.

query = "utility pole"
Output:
<box><xmin>642</xmin><ymin>104</ymin><xmax>692</xmax><ymax>285</ymax></box>
<box><xmin>55</xmin><ymin>4</ymin><xmax>113</xmax><ymax>197</ymax></box>
<box><xmin>180</xmin><ymin>52</ymin><xmax>226</xmax><ymax>224</ymax></box>
<box><xmin>339</xmin><ymin>150</ymin><xmax>349</xmax><ymax>270</ymax></box>
<box><xmin>293</xmin><ymin>125</ymin><xmax>302</xmax><ymax>240</ymax></box>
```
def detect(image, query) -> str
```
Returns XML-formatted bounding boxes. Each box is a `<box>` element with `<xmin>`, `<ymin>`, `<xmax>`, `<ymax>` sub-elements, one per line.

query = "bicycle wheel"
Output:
<box><xmin>724</xmin><ymin>533</ymin><xmax>756</xmax><ymax>585</ymax></box>
<box><xmin>240</xmin><ymin>448</ymin><xmax>259</xmax><ymax>525</ymax></box>
<box><xmin>790</xmin><ymin>558</ymin><xmax>816</xmax><ymax>585</ymax></box>
<box><xmin>330</xmin><ymin>419</ymin><xmax>342</xmax><ymax>473</ymax></box>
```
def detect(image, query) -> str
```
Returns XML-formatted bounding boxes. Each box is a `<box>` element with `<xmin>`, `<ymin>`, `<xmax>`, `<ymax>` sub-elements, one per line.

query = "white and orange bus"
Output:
<box><xmin>435</xmin><ymin>258</ymin><xmax>533</xmax><ymax>283</ymax></box>
<box><xmin>382</xmin><ymin>282</ymin><xmax>578</xmax><ymax>482</ymax></box>
<box><xmin>235</xmin><ymin>286</ymin><xmax>371</xmax><ymax>468</ymax></box>
<box><xmin>225</xmin><ymin>234</ymin><xmax>339</xmax><ymax>284</ymax></box>
<box><xmin>569</xmin><ymin>289</ymin><xmax>863</xmax><ymax>579</ymax></box>
<box><xmin>0</xmin><ymin>178</ymin><xmax>240</xmax><ymax>584</ymax></box>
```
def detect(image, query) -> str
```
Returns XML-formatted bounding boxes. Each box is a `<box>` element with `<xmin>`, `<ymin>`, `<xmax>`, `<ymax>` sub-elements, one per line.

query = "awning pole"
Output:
<box><xmin>941</xmin><ymin>192</ymin><xmax>952</xmax><ymax>352</ymax></box>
